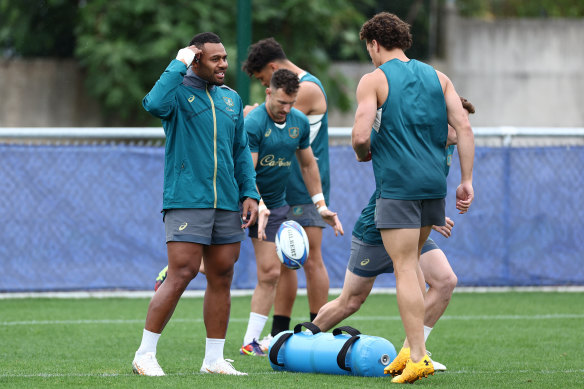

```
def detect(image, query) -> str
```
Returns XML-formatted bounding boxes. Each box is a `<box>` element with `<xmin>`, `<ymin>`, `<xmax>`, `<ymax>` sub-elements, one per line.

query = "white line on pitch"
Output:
<box><xmin>1</xmin><ymin>313</ymin><xmax>583</xmax><ymax>326</ymax></box>
<box><xmin>0</xmin><ymin>369</ymin><xmax>582</xmax><ymax>379</ymax></box>
<box><xmin>0</xmin><ymin>371</ymin><xmax>282</xmax><ymax>378</ymax></box>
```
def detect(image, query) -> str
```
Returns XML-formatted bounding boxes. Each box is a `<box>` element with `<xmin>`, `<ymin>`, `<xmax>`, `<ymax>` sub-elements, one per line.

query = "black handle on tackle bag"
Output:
<box><xmin>334</xmin><ymin>326</ymin><xmax>362</xmax><ymax>372</ymax></box>
<box><xmin>269</xmin><ymin>322</ymin><xmax>322</xmax><ymax>367</ymax></box>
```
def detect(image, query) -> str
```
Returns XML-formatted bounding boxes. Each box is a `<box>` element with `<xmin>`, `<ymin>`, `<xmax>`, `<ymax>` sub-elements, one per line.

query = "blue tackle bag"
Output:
<box><xmin>268</xmin><ymin>322</ymin><xmax>397</xmax><ymax>377</ymax></box>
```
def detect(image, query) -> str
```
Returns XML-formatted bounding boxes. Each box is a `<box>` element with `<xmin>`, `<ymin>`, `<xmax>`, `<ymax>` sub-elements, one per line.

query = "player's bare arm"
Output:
<box><xmin>437</xmin><ymin>71</ymin><xmax>475</xmax><ymax>213</ymax></box>
<box><xmin>243</xmin><ymin>103</ymin><xmax>259</xmax><ymax>117</ymax></box>
<box><xmin>294</xmin><ymin>81</ymin><xmax>327</xmax><ymax>115</ymax></box>
<box><xmin>352</xmin><ymin>71</ymin><xmax>381</xmax><ymax>161</ymax></box>
<box><xmin>295</xmin><ymin>147</ymin><xmax>344</xmax><ymax>236</ymax></box>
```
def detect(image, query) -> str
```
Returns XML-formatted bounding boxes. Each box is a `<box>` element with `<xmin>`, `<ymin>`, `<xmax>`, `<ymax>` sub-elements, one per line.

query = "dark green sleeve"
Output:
<box><xmin>142</xmin><ymin>60</ymin><xmax>187</xmax><ymax>119</ymax></box>
<box><xmin>245</xmin><ymin>115</ymin><xmax>261</xmax><ymax>153</ymax></box>
<box><xmin>233</xmin><ymin>98</ymin><xmax>260</xmax><ymax>202</ymax></box>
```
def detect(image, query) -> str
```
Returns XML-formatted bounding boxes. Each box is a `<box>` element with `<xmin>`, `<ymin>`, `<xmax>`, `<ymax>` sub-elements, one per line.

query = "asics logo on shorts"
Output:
<box><xmin>360</xmin><ymin>258</ymin><xmax>370</xmax><ymax>266</ymax></box>
<box><xmin>179</xmin><ymin>222</ymin><xmax>188</xmax><ymax>231</ymax></box>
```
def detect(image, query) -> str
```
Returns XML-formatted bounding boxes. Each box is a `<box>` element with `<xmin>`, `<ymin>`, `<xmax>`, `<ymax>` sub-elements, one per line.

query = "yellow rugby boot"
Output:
<box><xmin>384</xmin><ymin>347</ymin><xmax>410</xmax><ymax>376</ymax></box>
<box><xmin>391</xmin><ymin>354</ymin><xmax>434</xmax><ymax>384</ymax></box>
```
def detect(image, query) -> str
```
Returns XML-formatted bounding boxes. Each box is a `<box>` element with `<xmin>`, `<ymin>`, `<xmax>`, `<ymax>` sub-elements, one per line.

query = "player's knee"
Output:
<box><xmin>436</xmin><ymin>271</ymin><xmax>457</xmax><ymax>297</ymax></box>
<box><xmin>258</xmin><ymin>266</ymin><xmax>280</xmax><ymax>287</ymax></box>
<box><xmin>211</xmin><ymin>264</ymin><xmax>234</xmax><ymax>280</ymax></box>
<box><xmin>174</xmin><ymin>265</ymin><xmax>199</xmax><ymax>282</ymax></box>
<box><xmin>304</xmin><ymin>253</ymin><xmax>325</xmax><ymax>272</ymax></box>
<box><xmin>445</xmin><ymin>271</ymin><xmax>458</xmax><ymax>291</ymax></box>
<box><xmin>344</xmin><ymin>294</ymin><xmax>366</xmax><ymax>315</ymax></box>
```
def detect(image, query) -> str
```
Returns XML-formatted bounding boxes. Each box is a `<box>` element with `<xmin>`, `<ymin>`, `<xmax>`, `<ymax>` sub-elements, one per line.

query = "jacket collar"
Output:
<box><xmin>183</xmin><ymin>68</ymin><xmax>215</xmax><ymax>90</ymax></box>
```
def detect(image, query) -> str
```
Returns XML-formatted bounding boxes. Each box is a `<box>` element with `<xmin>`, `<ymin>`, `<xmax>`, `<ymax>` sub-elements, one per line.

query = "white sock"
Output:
<box><xmin>204</xmin><ymin>338</ymin><xmax>225</xmax><ymax>364</ymax></box>
<box><xmin>136</xmin><ymin>329</ymin><xmax>161</xmax><ymax>356</ymax></box>
<box><xmin>243</xmin><ymin>312</ymin><xmax>268</xmax><ymax>345</ymax></box>
<box><xmin>424</xmin><ymin>325</ymin><xmax>433</xmax><ymax>342</ymax></box>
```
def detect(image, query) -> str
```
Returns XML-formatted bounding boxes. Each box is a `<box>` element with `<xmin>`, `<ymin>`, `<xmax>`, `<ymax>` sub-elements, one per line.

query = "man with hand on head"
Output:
<box><xmin>133</xmin><ymin>32</ymin><xmax>259</xmax><ymax>377</ymax></box>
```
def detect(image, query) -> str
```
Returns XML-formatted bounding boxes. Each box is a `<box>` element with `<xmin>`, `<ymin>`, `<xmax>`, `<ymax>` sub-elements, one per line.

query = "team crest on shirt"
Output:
<box><xmin>288</xmin><ymin>127</ymin><xmax>299</xmax><ymax>139</ymax></box>
<box><xmin>292</xmin><ymin>206</ymin><xmax>303</xmax><ymax>216</ymax></box>
<box><xmin>265</xmin><ymin>128</ymin><xmax>272</xmax><ymax>138</ymax></box>
<box><xmin>223</xmin><ymin>97</ymin><xmax>234</xmax><ymax>107</ymax></box>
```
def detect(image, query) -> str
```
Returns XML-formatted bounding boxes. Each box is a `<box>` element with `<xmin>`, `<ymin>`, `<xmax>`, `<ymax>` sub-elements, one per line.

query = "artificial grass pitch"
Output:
<box><xmin>0</xmin><ymin>291</ymin><xmax>583</xmax><ymax>388</ymax></box>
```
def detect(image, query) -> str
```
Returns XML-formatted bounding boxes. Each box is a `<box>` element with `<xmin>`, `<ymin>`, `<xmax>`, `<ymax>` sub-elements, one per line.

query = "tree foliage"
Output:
<box><xmin>72</xmin><ymin>0</ymin><xmax>369</xmax><ymax>123</ymax></box>
<box><xmin>0</xmin><ymin>0</ymin><xmax>77</xmax><ymax>57</ymax></box>
<box><xmin>3</xmin><ymin>0</ymin><xmax>583</xmax><ymax>124</ymax></box>
<box><xmin>75</xmin><ymin>0</ymin><xmax>240</xmax><ymax>123</ymax></box>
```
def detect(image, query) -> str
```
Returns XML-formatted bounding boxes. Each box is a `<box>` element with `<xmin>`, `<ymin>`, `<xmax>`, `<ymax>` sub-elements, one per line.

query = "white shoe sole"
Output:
<box><xmin>132</xmin><ymin>361</ymin><xmax>165</xmax><ymax>376</ymax></box>
<box><xmin>431</xmin><ymin>359</ymin><xmax>447</xmax><ymax>371</ymax></box>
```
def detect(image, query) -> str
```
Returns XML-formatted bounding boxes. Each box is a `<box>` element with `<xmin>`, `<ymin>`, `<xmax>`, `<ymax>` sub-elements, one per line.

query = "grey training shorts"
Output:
<box><xmin>347</xmin><ymin>237</ymin><xmax>440</xmax><ymax>278</ymax></box>
<box><xmin>164</xmin><ymin>208</ymin><xmax>245</xmax><ymax>245</ymax></box>
<box><xmin>375</xmin><ymin>198</ymin><xmax>445</xmax><ymax>229</ymax></box>
<box><xmin>287</xmin><ymin>203</ymin><xmax>327</xmax><ymax>228</ymax></box>
<box><xmin>248</xmin><ymin>205</ymin><xmax>290</xmax><ymax>242</ymax></box>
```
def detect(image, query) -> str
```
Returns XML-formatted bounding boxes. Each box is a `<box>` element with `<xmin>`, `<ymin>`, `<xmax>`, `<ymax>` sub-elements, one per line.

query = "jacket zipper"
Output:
<box><xmin>205</xmin><ymin>86</ymin><xmax>218</xmax><ymax>208</ymax></box>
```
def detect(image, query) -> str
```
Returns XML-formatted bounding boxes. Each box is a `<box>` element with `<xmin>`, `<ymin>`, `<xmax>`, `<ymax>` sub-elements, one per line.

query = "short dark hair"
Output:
<box><xmin>460</xmin><ymin>97</ymin><xmax>476</xmax><ymax>114</ymax></box>
<box><xmin>359</xmin><ymin>12</ymin><xmax>412</xmax><ymax>51</ymax></box>
<box><xmin>270</xmin><ymin>69</ymin><xmax>299</xmax><ymax>95</ymax></box>
<box><xmin>242</xmin><ymin>37</ymin><xmax>287</xmax><ymax>76</ymax></box>
<box><xmin>189</xmin><ymin>32</ymin><xmax>222</xmax><ymax>48</ymax></box>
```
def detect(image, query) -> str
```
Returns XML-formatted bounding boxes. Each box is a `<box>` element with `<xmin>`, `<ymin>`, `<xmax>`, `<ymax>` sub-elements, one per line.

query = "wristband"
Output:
<box><xmin>317</xmin><ymin>205</ymin><xmax>328</xmax><ymax>215</ymax></box>
<box><xmin>311</xmin><ymin>193</ymin><xmax>325</xmax><ymax>205</ymax></box>
<box><xmin>176</xmin><ymin>48</ymin><xmax>195</xmax><ymax>66</ymax></box>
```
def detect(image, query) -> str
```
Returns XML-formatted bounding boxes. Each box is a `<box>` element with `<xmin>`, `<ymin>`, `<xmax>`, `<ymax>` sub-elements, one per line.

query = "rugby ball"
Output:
<box><xmin>275</xmin><ymin>220</ymin><xmax>309</xmax><ymax>269</ymax></box>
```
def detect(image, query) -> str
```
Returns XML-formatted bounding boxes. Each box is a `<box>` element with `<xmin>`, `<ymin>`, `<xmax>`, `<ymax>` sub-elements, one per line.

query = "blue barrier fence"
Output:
<box><xmin>1</xmin><ymin>143</ymin><xmax>583</xmax><ymax>291</ymax></box>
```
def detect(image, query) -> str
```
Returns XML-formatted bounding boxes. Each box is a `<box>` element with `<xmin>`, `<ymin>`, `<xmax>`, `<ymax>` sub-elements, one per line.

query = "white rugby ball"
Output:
<box><xmin>275</xmin><ymin>220</ymin><xmax>309</xmax><ymax>269</ymax></box>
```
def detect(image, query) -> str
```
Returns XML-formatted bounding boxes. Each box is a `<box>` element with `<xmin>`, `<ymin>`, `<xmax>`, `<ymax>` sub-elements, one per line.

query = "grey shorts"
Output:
<box><xmin>347</xmin><ymin>236</ymin><xmax>394</xmax><ymax>277</ymax></box>
<box><xmin>375</xmin><ymin>198</ymin><xmax>445</xmax><ymax>229</ymax></box>
<box><xmin>248</xmin><ymin>205</ymin><xmax>290</xmax><ymax>242</ymax></box>
<box><xmin>164</xmin><ymin>208</ymin><xmax>245</xmax><ymax>245</ymax></box>
<box><xmin>287</xmin><ymin>203</ymin><xmax>327</xmax><ymax>228</ymax></box>
<box><xmin>347</xmin><ymin>237</ymin><xmax>440</xmax><ymax>278</ymax></box>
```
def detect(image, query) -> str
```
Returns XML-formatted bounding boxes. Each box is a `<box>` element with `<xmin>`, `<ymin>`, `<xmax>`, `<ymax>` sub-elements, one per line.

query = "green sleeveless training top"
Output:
<box><xmin>371</xmin><ymin>59</ymin><xmax>448</xmax><ymax>200</ymax></box>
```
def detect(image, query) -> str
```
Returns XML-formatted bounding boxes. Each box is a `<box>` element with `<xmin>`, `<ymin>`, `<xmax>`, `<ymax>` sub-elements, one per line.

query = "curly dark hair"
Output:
<box><xmin>270</xmin><ymin>69</ymin><xmax>299</xmax><ymax>95</ymax></box>
<box><xmin>460</xmin><ymin>97</ymin><xmax>476</xmax><ymax>114</ymax></box>
<box><xmin>242</xmin><ymin>37</ymin><xmax>287</xmax><ymax>76</ymax></box>
<box><xmin>359</xmin><ymin>12</ymin><xmax>412</xmax><ymax>51</ymax></box>
<box><xmin>189</xmin><ymin>32</ymin><xmax>222</xmax><ymax>49</ymax></box>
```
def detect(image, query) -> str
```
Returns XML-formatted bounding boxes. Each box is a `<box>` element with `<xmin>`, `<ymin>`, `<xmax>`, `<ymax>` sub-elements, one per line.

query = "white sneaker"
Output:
<box><xmin>259</xmin><ymin>334</ymin><xmax>273</xmax><ymax>352</ymax></box>
<box><xmin>200</xmin><ymin>358</ymin><xmax>248</xmax><ymax>376</ymax></box>
<box><xmin>132</xmin><ymin>352</ymin><xmax>165</xmax><ymax>376</ymax></box>
<box><xmin>426</xmin><ymin>351</ymin><xmax>447</xmax><ymax>372</ymax></box>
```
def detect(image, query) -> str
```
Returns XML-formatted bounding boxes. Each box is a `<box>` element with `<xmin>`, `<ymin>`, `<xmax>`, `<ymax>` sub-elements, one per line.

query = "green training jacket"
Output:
<box><xmin>143</xmin><ymin>59</ymin><xmax>259</xmax><ymax>211</ymax></box>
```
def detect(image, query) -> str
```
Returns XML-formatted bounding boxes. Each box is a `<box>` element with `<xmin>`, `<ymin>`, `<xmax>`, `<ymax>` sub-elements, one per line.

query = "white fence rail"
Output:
<box><xmin>1</xmin><ymin>127</ymin><xmax>583</xmax><ymax>146</ymax></box>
